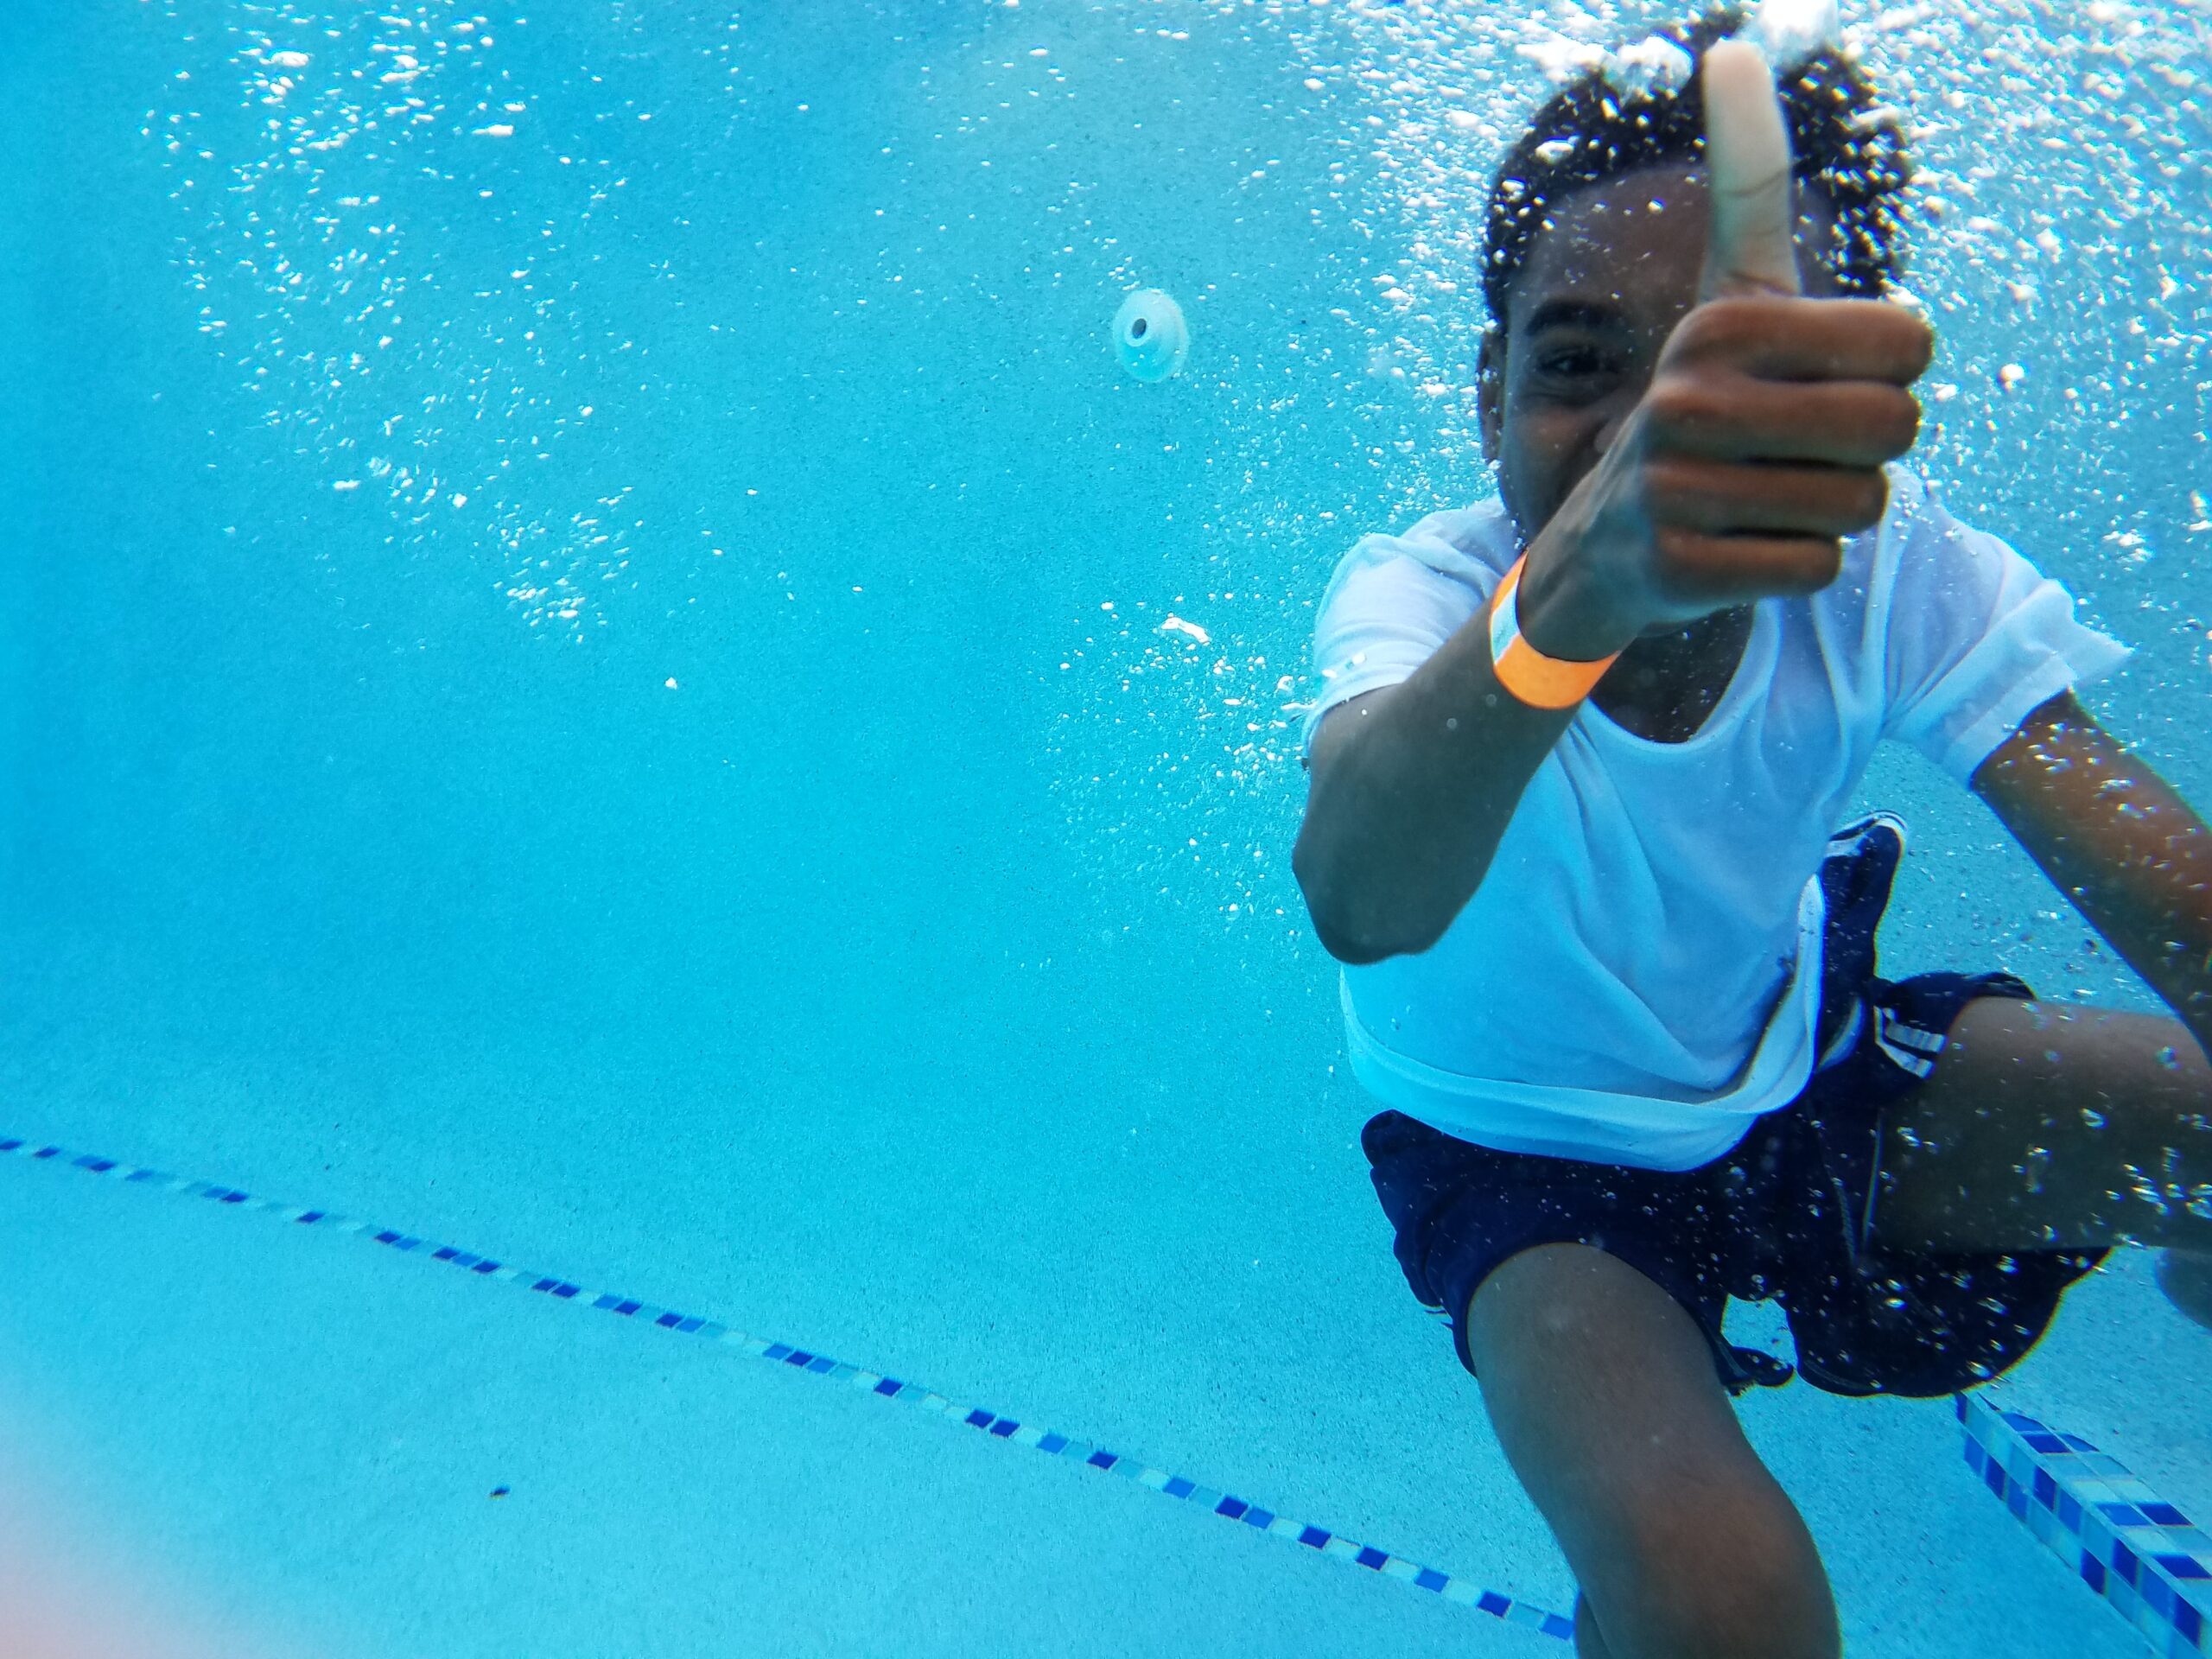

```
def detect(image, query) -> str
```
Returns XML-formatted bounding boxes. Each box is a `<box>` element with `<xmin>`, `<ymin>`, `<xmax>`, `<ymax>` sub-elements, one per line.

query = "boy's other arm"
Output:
<box><xmin>1973</xmin><ymin>689</ymin><xmax>2212</xmax><ymax>1059</ymax></box>
<box><xmin>1293</xmin><ymin>620</ymin><xmax>1578</xmax><ymax>965</ymax></box>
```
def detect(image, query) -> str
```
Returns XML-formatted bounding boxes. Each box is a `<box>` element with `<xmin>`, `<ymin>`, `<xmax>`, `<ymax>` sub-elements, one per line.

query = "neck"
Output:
<box><xmin>1590</xmin><ymin>605</ymin><xmax>1755</xmax><ymax>741</ymax></box>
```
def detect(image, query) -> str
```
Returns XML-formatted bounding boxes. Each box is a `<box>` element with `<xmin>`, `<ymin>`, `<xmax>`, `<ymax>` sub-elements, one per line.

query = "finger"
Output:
<box><xmin>1643</xmin><ymin>375</ymin><xmax>1921</xmax><ymax>467</ymax></box>
<box><xmin>1700</xmin><ymin>40</ymin><xmax>1800</xmax><ymax>302</ymax></box>
<box><xmin>1643</xmin><ymin>456</ymin><xmax>1891</xmax><ymax>538</ymax></box>
<box><xmin>1652</xmin><ymin>527</ymin><xmax>1844</xmax><ymax>610</ymax></box>
<box><xmin>1665</xmin><ymin>296</ymin><xmax>1935</xmax><ymax>387</ymax></box>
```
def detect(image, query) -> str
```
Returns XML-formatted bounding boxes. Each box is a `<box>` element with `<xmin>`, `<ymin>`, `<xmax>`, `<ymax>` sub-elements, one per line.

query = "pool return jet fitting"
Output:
<box><xmin>1112</xmin><ymin>289</ymin><xmax>1190</xmax><ymax>382</ymax></box>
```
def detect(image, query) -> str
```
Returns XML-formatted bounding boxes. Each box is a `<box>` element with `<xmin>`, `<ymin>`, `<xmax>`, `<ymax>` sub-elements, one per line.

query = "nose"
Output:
<box><xmin>1590</xmin><ymin>397</ymin><xmax>1636</xmax><ymax>458</ymax></box>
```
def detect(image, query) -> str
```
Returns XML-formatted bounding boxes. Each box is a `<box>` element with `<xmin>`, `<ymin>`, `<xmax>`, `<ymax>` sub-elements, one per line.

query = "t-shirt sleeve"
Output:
<box><xmin>1300</xmin><ymin>527</ymin><xmax>1494</xmax><ymax>759</ymax></box>
<box><xmin>1882</xmin><ymin>484</ymin><xmax>2132</xmax><ymax>782</ymax></box>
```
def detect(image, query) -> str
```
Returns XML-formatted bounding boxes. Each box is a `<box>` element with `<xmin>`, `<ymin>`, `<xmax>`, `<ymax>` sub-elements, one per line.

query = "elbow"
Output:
<box><xmin>1313</xmin><ymin>921</ymin><xmax>1405</xmax><ymax>967</ymax></box>
<box><xmin>1293</xmin><ymin>835</ymin><xmax>1435</xmax><ymax>965</ymax></box>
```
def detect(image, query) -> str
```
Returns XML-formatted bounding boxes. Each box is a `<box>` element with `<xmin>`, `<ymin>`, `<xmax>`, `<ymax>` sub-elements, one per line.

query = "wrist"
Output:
<box><xmin>1513</xmin><ymin>537</ymin><xmax>1641</xmax><ymax>662</ymax></box>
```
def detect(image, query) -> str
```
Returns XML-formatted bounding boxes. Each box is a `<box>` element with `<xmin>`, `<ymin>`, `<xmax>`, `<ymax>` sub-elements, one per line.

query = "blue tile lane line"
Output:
<box><xmin>0</xmin><ymin>1135</ymin><xmax>1576</xmax><ymax>1644</ymax></box>
<box><xmin>1961</xmin><ymin>1394</ymin><xmax>2209</xmax><ymax>1656</ymax></box>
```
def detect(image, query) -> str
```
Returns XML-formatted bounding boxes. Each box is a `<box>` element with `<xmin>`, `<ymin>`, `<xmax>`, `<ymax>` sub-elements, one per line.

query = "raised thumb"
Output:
<box><xmin>1700</xmin><ymin>39</ymin><xmax>1801</xmax><ymax>301</ymax></box>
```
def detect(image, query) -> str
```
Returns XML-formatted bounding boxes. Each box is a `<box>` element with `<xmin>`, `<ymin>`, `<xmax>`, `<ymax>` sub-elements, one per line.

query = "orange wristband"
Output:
<box><xmin>1487</xmin><ymin>556</ymin><xmax>1620</xmax><ymax>709</ymax></box>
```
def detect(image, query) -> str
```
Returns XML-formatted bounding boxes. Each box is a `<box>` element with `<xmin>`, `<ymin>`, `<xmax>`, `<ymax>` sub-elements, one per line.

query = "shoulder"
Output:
<box><xmin>1316</xmin><ymin>497</ymin><xmax>1516</xmax><ymax>617</ymax></box>
<box><xmin>1812</xmin><ymin>466</ymin><xmax>1995</xmax><ymax>621</ymax></box>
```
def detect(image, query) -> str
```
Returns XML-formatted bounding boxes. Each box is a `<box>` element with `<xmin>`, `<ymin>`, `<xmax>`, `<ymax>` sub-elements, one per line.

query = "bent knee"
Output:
<box><xmin>1581</xmin><ymin>1485</ymin><xmax>1838</xmax><ymax>1659</ymax></box>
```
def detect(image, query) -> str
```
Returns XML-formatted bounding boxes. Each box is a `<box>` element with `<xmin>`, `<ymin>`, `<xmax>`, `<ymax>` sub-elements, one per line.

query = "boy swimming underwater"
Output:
<box><xmin>1292</xmin><ymin>11</ymin><xmax>2212</xmax><ymax>1656</ymax></box>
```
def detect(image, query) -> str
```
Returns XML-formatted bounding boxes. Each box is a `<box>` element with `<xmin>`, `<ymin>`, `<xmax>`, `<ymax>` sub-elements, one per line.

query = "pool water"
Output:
<box><xmin>1</xmin><ymin>1</ymin><xmax>2206</xmax><ymax>1653</ymax></box>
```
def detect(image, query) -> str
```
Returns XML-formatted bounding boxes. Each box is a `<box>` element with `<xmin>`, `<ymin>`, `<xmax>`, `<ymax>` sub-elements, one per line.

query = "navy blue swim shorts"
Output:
<box><xmin>1362</xmin><ymin>813</ymin><xmax>2107</xmax><ymax>1399</ymax></box>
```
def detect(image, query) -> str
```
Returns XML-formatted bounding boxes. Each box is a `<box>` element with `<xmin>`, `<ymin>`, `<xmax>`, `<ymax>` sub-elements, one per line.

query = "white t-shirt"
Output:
<box><xmin>1302</xmin><ymin>467</ymin><xmax>2129</xmax><ymax>1171</ymax></box>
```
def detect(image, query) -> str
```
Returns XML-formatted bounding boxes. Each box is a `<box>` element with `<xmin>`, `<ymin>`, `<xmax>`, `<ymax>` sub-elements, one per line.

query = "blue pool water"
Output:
<box><xmin>1</xmin><ymin>1</ymin><xmax>2206</xmax><ymax>1653</ymax></box>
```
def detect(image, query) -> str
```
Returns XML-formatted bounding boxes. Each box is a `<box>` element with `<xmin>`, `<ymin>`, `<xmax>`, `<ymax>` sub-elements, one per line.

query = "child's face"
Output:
<box><xmin>1478</xmin><ymin>163</ymin><xmax>1844</xmax><ymax>549</ymax></box>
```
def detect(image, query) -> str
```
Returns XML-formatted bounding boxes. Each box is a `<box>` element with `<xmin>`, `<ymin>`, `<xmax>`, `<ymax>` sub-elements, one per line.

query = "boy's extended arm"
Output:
<box><xmin>1973</xmin><ymin>689</ymin><xmax>2212</xmax><ymax>1060</ymax></box>
<box><xmin>1293</xmin><ymin>636</ymin><xmax>1579</xmax><ymax>966</ymax></box>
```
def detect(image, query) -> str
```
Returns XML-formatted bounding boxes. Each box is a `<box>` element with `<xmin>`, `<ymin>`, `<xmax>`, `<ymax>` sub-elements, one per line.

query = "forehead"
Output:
<box><xmin>1507</xmin><ymin>163</ymin><xmax>1709</xmax><ymax>329</ymax></box>
<box><xmin>1504</xmin><ymin>162</ymin><xmax>1839</xmax><ymax>330</ymax></box>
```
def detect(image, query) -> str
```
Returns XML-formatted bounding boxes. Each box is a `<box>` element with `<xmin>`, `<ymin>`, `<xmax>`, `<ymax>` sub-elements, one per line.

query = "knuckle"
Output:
<box><xmin>1847</xmin><ymin>469</ymin><xmax>1892</xmax><ymax>529</ymax></box>
<box><xmin>1643</xmin><ymin>375</ymin><xmax>1721</xmax><ymax>442</ymax></box>
<box><xmin>1885</xmin><ymin>391</ymin><xmax>1923</xmax><ymax>453</ymax></box>
<box><xmin>1649</xmin><ymin>527</ymin><xmax>1719</xmax><ymax>596</ymax></box>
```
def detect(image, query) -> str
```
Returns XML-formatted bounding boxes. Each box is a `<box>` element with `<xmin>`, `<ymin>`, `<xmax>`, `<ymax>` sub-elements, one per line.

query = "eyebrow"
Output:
<box><xmin>1517</xmin><ymin>296</ymin><xmax>1629</xmax><ymax>339</ymax></box>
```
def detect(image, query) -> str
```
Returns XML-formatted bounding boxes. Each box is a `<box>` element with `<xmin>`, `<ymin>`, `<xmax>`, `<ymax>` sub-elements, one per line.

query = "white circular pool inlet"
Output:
<box><xmin>1111</xmin><ymin>289</ymin><xmax>1190</xmax><ymax>382</ymax></box>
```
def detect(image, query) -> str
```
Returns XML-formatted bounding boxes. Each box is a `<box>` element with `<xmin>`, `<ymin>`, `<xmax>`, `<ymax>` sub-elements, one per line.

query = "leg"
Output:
<box><xmin>1466</xmin><ymin>1243</ymin><xmax>1839</xmax><ymax>1659</ymax></box>
<box><xmin>1878</xmin><ymin>999</ymin><xmax>2212</xmax><ymax>1254</ymax></box>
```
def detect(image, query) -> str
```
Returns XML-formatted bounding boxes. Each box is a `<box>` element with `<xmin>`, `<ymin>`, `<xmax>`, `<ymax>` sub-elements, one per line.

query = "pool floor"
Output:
<box><xmin>0</xmin><ymin>1004</ymin><xmax>2171</xmax><ymax>1658</ymax></box>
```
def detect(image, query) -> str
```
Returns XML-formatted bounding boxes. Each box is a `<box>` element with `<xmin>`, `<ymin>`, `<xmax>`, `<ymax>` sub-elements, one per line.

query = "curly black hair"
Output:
<box><xmin>1481</xmin><ymin>8</ymin><xmax>1913</xmax><ymax>328</ymax></box>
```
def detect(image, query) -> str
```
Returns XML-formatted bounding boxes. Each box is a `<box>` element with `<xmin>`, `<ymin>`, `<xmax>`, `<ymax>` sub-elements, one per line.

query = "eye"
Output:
<box><xmin>1536</xmin><ymin>344</ymin><xmax>1606</xmax><ymax>378</ymax></box>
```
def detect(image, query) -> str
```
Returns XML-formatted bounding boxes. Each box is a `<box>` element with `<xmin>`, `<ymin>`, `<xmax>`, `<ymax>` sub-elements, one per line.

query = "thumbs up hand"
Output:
<box><xmin>1511</xmin><ymin>39</ymin><xmax>1934</xmax><ymax>665</ymax></box>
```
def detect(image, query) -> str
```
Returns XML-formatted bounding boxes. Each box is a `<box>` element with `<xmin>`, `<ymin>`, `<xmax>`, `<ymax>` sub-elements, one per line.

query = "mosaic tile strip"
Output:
<box><xmin>1961</xmin><ymin>1394</ymin><xmax>2208</xmax><ymax>1656</ymax></box>
<box><xmin>0</xmin><ymin>1133</ymin><xmax>1573</xmax><ymax>1643</ymax></box>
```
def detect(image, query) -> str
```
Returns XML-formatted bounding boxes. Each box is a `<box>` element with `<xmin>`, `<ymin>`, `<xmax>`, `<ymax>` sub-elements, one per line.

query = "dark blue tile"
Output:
<box><xmin>874</xmin><ymin>1377</ymin><xmax>903</xmax><ymax>1396</ymax></box>
<box><xmin>1162</xmin><ymin>1476</ymin><xmax>1195</xmax><ymax>1499</ymax></box>
<box><xmin>1298</xmin><ymin>1527</ymin><xmax>1330</xmax><ymax>1550</ymax></box>
<box><xmin>1414</xmin><ymin>1567</ymin><xmax>1448</xmax><ymax>1593</ymax></box>
<box><xmin>74</xmin><ymin>1157</ymin><xmax>114</xmax><ymax>1173</ymax></box>
<box><xmin>219</xmin><ymin>1191</ymin><xmax>248</xmax><ymax>1204</ymax></box>
<box><xmin>1984</xmin><ymin>1461</ymin><xmax>2007</xmax><ymax>1497</ymax></box>
<box><xmin>379</xmin><ymin>1231</ymin><xmax>406</xmax><ymax>1245</ymax></box>
<box><xmin>2115</xmin><ymin>1542</ymin><xmax>2141</xmax><ymax>1587</ymax></box>
<box><xmin>1963</xmin><ymin>1440</ymin><xmax>1987</xmax><ymax>1475</ymax></box>
<box><xmin>1477</xmin><ymin>1591</ymin><xmax>1510</xmax><ymax>1618</ymax></box>
<box><xmin>784</xmin><ymin>1350</ymin><xmax>816</xmax><ymax>1368</ymax></box>
<box><xmin>1087</xmin><ymin>1451</ymin><xmax>1118</xmax><ymax>1471</ymax></box>
<box><xmin>297</xmin><ymin>1211</ymin><xmax>325</xmax><ymax>1224</ymax></box>
<box><xmin>2082</xmin><ymin>1555</ymin><xmax>2107</xmax><ymax>1592</ymax></box>
<box><xmin>32</xmin><ymin>1147</ymin><xmax>58</xmax><ymax>1159</ymax></box>
<box><xmin>656</xmin><ymin>1311</ymin><xmax>683</xmax><ymax>1327</ymax></box>
<box><xmin>432</xmin><ymin>1247</ymin><xmax>460</xmax><ymax>1262</ymax></box>
<box><xmin>2058</xmin><ymin>1493</ymin><xmax>2084</xmax><ymax>1533</ymax></box>
<box><xmin>987</xmin><ymin>1416</ymin><xmax>1017</xmax><ymax>1436</ymax></box>
<box><xmin>964</xmin><ymin>1408</ymin><xmax>994</xmax><ymax>1428</ymax></box>
<box><xmin>1355</xmin><ymin>1547</ymin><xmax>1389</xmax><ymax>1571</ymax></box>
<box><xmin>2160</xmin><ymin>1555</ymin><xmax>2211</xmax><ymax>1581</ymax></box>
<box><xmin>531</xmin><ymin>1276</ymin><xmax>559</xmax><ymax>1293</ymax></box>
<box><xmin>2034</xmin><ymin>1471</ymin><xmax>2057</xmax><ymax>1509</ymax></box>
<box><xmin>2025</xmin><ymin>1433</ymin><xmax>2069</xmax><ymax>1454</ymax></box>
<box><xmin>614</xmin><ymin>1300</ymin><xmax>642</xmax><ymax>1316</ymax></box>
<box><xmin>0</xmin><ymin>1141</ymin><xmax>20</xmax><ymax>1153</ymax></box>
<box><xmin>2145</xmin><ymin>1503</ymin><xmax>2194</xmax><ymax>1528</ymax></box>
<box><xmin>555</xmin><ymin>1283</ymin><xmax>580</xmax><ymax>1299</ymax></box>
<box><xmin>2177</xmin><ymin>1599</ymin><xmax>2203</xmax><ymax>1647</ymax></box>
<box><xmin>473</xmin><ymin>1259</ymin><xmax>501</xmax><ymax>1274</ymax></box>
<box><xmin>1215</xmin><ymin>1497</ymin><xmax>1249</xmax><ymax>1521</ymax></box>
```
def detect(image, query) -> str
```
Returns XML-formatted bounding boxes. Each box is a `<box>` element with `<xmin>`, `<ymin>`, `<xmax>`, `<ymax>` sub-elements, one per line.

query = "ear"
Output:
<box><xmin>1477</xmin><ymin>328</ymin><xmax>1505</xmax><ymax>467</ymax></box>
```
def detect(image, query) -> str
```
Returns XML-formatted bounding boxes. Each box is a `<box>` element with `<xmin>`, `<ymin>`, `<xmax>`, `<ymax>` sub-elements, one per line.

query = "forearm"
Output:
<box><xmin>1975</xmin><ymin>692</ymin><xmax>2212</xmax><ymax>1058</ymax></box>
<box><xmin>1293</xmin><ymin>613</ymin><xmax>1576</xmax><ymax>963</ymax></box>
